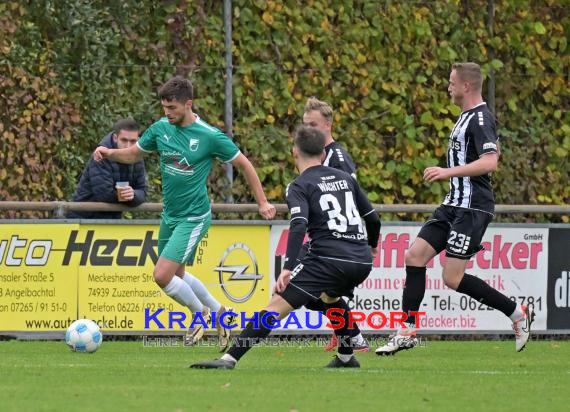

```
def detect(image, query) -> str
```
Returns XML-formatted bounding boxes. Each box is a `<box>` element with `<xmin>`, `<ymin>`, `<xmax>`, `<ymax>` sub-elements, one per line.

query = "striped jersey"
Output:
<box><xmin>323</xmin><ymin>141</ymin><xmax>357</xmax><ymax>180</ymax></box>
<box><xmin>442</xmin><ymin>103</ymin><xmax>498</xmax><ymax>214</ymax></box>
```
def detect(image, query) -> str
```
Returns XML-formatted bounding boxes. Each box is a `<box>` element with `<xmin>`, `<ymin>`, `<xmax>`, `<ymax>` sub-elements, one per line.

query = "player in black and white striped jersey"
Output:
<box><xmin>443</xmin><ymin>101</ymin><xmax>496</xmax><ymax>213</ymax></box>
<box><xmin>301</xmin><ymin>97</ymin><xmax>368</xmax><ymax>352</ymax></box>
<box><xmin>376</xmin><ymin>63</ymin><xmax>534</xmax><ymax>357</ymax></box>
<box><xmin>304</xmin><ymin>97</ymin><xmax>357</xmax><ymax>179</ymax></box>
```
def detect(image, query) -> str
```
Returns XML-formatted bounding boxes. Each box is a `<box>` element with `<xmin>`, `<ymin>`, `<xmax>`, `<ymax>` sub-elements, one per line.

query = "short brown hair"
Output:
<box><xmin>113</xmin><ymin>118</ymin><xmax>140</xmax><ymax>135</ymax></box>
<box><xmin>158</xmin><ymin>76</ymin><xmax>194</xmax><ymax>102</ymax></box>
<box><xmin>452</xmin><ymin>62</ymin><xmax>482</xmax><ymax>92</ymax></box>
<box><xmin>304</xmin><ymin>97</ymin><xmax>333</xmax><ymax>123</ymax></box>
<box><xmin>294</xmin><ymin>125</ymin><xmax>326</xmax><ymax>157</ymax></box>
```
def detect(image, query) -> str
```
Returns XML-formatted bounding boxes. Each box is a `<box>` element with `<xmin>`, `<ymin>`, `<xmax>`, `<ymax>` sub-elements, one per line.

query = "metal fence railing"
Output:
<box><xmin>0</xmin><ymin>201</ymin><xmax>568</xmax><ymax>218</ymax></box>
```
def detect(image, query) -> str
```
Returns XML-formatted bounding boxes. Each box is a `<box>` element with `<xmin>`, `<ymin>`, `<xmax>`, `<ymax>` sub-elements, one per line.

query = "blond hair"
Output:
<box><xmin>304</xmin><ymin>97</ymin><xmax>333</xmax><ymax>123</ymax></box>
<box><xmin>452</xmin><ymin>62</ymin><xmax>483</xmax><ymax>92</ymax></box>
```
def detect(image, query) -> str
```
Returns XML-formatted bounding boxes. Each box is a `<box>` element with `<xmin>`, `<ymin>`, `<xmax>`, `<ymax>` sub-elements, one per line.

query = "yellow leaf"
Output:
<box><xmin>287</xmin><ymin>78</ymin><xmax>295</xmax><ymax>92</ymax></box>
<box><xmin>266</xmin><ymin>114</ymin><xmax>275</xmax><ymax>124</ymax></box>
<box><xmin>267</xmin><ymin>185</ymin><xmax>282</xmax><ymax>199</ymax></box>
<box><xmin>243</xmin><ymin>75</ymin><xmax>254</xmax><ymax>88</ymax></box>
<box><xmin>262</xmin><ymin>11</ymin><xmax>274</xmax><ymax>25</ymax></box>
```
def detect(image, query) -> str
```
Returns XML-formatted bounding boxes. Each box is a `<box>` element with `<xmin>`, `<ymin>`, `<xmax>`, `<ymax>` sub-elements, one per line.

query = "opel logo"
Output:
<box><xmin>214</xmin><ymin>243</ymin><xmax>263</xmax><ymax>303</ymax></box>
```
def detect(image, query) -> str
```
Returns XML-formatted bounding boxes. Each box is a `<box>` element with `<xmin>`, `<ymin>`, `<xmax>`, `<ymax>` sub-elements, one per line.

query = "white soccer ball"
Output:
<box><xmin>65</xmin><ymin>319</ymin><xmax>103</xmax><ymax>353</ymax></box>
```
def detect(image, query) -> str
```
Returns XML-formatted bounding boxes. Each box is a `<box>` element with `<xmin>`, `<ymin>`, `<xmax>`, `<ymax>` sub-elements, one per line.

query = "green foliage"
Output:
<box><xmin>0</xmin><ymin>2</ymin><xmax>81</xmax><ymax>217</ymax></box>
<box><xmin>0</xmin><ymin>0</ymin><xmax>568</xmax><ymax>222</ymax></box>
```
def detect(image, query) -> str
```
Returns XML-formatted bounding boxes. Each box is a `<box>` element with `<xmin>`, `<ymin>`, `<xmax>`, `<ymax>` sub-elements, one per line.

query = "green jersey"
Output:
<box><xmin>137</xmin><ymin>116</ymin><xmax>240</xmax><ymax>222</ymax></box>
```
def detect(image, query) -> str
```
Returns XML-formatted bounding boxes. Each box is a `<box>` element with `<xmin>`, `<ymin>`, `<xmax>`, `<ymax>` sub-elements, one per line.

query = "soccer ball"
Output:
<box><xmin>65</xmin><ymin>319</ymin><xmax>103</xmax><ymax>353</ymax></box>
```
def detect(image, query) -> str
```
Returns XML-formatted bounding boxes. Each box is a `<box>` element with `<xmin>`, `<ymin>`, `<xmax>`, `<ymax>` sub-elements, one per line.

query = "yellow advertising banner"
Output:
<box><xmin>0</xmin><ymin>224</ymin><xmax>79</xmax><ymax>331</ymax></box>
<box><xmin>0</xmin><ymin>223</ymin><xmax>270</xmax><ymax>332</ymax></box>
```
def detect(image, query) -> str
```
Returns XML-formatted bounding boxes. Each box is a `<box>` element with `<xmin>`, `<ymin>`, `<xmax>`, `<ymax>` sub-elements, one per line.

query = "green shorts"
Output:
<box><xmin>158</xmin><ymin>213</ymin><xmax>211</xmax><ymax>264</ymax></box>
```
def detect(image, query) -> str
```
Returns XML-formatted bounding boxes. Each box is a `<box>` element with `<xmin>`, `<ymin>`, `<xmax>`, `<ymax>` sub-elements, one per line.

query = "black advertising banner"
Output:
<box><xmin>547</xmin><ymin>228</ymin><xmax>570</xmax><ymax>330</ymax></box>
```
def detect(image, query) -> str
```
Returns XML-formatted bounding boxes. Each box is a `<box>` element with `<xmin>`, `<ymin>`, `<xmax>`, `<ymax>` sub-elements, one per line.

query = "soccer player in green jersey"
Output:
<box><xmin>94</xmin><ymin>76</ymin><xmax>276</xmax><ymax>351</ymax></box>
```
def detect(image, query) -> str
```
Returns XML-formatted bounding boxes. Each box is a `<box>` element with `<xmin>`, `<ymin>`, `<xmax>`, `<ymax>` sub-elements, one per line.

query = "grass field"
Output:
<box><xmin>1</xmin><ymin>339</ymin><xmax>568</xmax><ymax>411</ymax></box>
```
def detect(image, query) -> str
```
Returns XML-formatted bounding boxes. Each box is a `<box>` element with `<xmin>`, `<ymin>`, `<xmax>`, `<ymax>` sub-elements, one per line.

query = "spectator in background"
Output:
<box><xmin>69</xmin><ymin>118</ymin><xmax>147</xmax><ymax>219</ymax></box>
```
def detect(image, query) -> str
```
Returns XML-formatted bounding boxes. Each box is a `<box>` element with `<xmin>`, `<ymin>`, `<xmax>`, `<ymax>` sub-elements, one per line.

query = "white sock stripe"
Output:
<box><xmin>221</xmin><ymin>353</ymin><xmax>237</xmax><ymax>363</ymax></box>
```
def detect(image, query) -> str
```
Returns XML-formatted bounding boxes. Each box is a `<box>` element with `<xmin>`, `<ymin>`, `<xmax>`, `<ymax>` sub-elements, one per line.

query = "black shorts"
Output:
<box><xmin>279</xmin><ymin>254</ymin><xmax>372</xmax><ymax>309</ymax></box>
<box><xmin>417</xmin><ymin>205</ymin><xmax>493</xmax><ymax>260</ymax></box>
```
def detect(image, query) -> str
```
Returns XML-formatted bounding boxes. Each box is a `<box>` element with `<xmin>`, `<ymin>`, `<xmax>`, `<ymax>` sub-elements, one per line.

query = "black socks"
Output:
<box><xmin>227</xmin><ymin>310</ymin><xmax>275</xmax><ymax>361</ymax></box>
<box><xmin>402</xmin><ymin>266</ymin><xmax>427</xmax><ymax>326</ymax></box>
<box><xmin>323</xmin><ymin>298</ymin><xmax>354</xmax><ymax>355</ymax></box>
<box><xmin>457</xmin><ymin>273</ymin><xmax>516</xmax><ymax>316</ymax></box>
<box><xmin>305</xmin><ymin>298</ymin><xmax>361</xmax><ymax>338</ymax></box>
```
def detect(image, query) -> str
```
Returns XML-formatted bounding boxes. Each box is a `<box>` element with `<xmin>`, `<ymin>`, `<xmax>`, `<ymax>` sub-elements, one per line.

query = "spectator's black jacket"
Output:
<box><xmin>69</xmin><ymin>133</ymin><xmax>147</xmax><ymax>219</ymax></box>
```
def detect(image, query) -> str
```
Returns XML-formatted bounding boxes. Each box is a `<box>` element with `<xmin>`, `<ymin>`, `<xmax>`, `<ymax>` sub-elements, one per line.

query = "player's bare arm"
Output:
<box><xmin>423</xmin><ymin>152</ymin><xmax>498</xmax><ymax>182</ymax></box>
<box><xmin>274</xmin><ymin>269</ymin><xmax>292</xmax><ymax>294</ymax></box>
<box><xmin>231</xmin><ymin>153</ymin><xmax>276</xmax><ymax>219</ymax></box>
<box><xmin>94</xmin><ymin>144</ymin><xmax>145</xmax><ymax>164</ymax></box>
